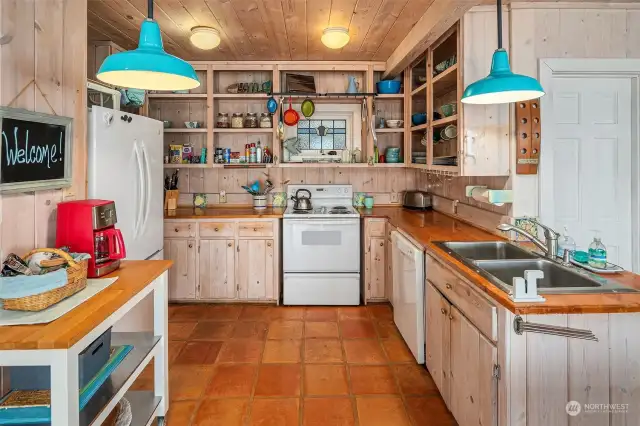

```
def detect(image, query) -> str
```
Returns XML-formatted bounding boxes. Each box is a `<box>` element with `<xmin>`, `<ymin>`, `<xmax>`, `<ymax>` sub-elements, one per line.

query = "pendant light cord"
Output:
<box><xmin>496</xmin><ymin>0</ymin><xmax>503</xmax><ymax>49</ymax></box>
<box><xmin>148</xmin><ymin>0</ymin><xmax>154</xmax><ymax>19</ymax></box>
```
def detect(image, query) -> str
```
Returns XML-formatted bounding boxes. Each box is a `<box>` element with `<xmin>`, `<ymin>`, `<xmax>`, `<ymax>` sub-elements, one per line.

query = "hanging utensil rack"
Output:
<box><xmin>513</xmin><ymin>316</ymin><xmax>598</xmax><ymax>341</ymax></box>
<box><xmin>268</xmin><ymin>92</ymin><xmax>378</xmax><ymax>98</ymax></box>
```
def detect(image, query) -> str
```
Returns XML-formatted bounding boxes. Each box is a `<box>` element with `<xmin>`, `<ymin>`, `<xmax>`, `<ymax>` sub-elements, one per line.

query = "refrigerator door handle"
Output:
<box><xmin>140</xmin><ymin>141</ymin><xmax>152</xmax><ymax>236</ymax></box>
<box><xmin>133</xmin><ymin>140</ymin><xmax>145</xmax><ymax>239</ymax></box>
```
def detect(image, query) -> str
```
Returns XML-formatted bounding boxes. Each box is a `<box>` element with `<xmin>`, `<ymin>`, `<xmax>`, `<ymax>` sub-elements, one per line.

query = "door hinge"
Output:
<box><xmin>198</xmin><ymin>245</ymin><xmax>200</xmax><ymax>253</ymax></box>
<box><xmin>237</xmin><ymin>245</ymin><xmax>240</xmax><ymax>252</ymax></box>
<box><xmin>493</xmin><ymin>364</ymin><xmax>501</xmax><ymax>380</ymax></box>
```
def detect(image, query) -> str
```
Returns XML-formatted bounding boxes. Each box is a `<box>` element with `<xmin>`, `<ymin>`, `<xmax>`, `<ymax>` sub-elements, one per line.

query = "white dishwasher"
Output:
<box><xmin>391</xmin><ymin>230</ymin><xmax>425</xmax><ymax>364</ymax></box>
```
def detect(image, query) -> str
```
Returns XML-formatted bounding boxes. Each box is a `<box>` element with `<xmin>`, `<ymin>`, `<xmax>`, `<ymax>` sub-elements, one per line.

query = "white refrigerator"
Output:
<box><xmin>87</xmin><ymin>106</ymin><xmax>164</xmax><ymax>330</ymax></box>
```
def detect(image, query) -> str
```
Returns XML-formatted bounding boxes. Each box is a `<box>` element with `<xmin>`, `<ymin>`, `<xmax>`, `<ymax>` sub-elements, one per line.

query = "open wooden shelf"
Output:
<box><xmin>432</xmin><ymin>115</ymin><xmax>458</xmax><ymax>127</ymax></box>
<box><xmin>164</xmin><ymin>128</ymin><xmax>207</xmax><ymax>133</ymax></box>
<box><xmin>148</xmin><ymin>93</ymin><xmax>207</xmax><ymax>99</ymax></box>
<box><xmin>432</xmin><ymin>64</ymin><xmax>458</xmax><ymax>92</ymax></box>
<box><xmin>213</xmin><ymin>93</ymin><xmax>269</xmax><ymax>99</ymax></box>
<box><xmin>376</xmin><ymin>93</ymin><xmax>404</xmax><ymax>99</ymax></box>
<box><xmin>411</xmin><ymin>82</ymin><xmax>427</xmax><ymax>96</ymax></box>
<box><xmin>410</xmin><ymin>123</ymin><xmax>429</xmax><ymax>132</ymax></box>
<box><xmin>376</xmin><ymin>128</ymin><xmax>405</xmax><ymax>133</ymax></box>
<box><xmin>164</xmin><ymin>164</ymin><xmax>212</xmax><ymax>169</ymax></box>
<box><xmin>213</xmin><ymin>128</ymin><xmax>273</xmax><ymax>133</ymax></box>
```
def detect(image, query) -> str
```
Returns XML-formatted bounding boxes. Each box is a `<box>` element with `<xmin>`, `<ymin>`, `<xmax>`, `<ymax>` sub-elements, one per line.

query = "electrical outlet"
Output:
<box><xmin>391</xmin><ymin>192</ymin><xmax>400</xmax><ymax>203</ymax></box>
<box><xmin>219</xmin><ymin>190</ymin><xmax>227</xmax><ymax>203</ymax></box>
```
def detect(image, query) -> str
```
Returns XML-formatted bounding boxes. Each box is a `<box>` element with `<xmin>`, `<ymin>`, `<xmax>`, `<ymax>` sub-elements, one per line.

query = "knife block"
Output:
<box><xmin>164</xmin><ymin>190</ymin><xmax>179</xmax><ymax>210</ymax></box>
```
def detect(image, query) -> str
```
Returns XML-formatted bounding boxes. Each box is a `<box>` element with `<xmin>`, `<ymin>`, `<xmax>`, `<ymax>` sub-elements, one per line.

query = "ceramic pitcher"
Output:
<box><xmin>347</xmin><ymin>76</ymin><xmax>358</xmax><ymax>94</ymax></box>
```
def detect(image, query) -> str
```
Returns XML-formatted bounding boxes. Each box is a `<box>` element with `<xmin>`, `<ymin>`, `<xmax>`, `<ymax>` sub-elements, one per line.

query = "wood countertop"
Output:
<box><xmin>165</xmin><ymin>207</ymin><xmax>285</xmax><ymax>219</ymax></box>
<box><xmin>0</xmin><ymin>260</ymin><xmax>172</xmax><ymax>350</ymax></box>
<box><xmin>361</xmin><ymin>207</ymin><xmax>640</xmax><ymax>315</ymax></box>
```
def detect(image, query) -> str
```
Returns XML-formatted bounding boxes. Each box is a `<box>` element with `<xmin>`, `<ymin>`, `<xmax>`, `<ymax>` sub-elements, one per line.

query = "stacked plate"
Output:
<box><xmin>432</xmin><ymin>156</ymin><xmax>457</xmax><ymax>166</ymax></box>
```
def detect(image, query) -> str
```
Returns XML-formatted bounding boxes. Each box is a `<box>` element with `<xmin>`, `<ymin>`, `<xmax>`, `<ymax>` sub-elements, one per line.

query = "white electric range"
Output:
<box><xmin>283</xmin><ymin>184</ymin><xmax>361</xmax><ymax>305</ymax></box>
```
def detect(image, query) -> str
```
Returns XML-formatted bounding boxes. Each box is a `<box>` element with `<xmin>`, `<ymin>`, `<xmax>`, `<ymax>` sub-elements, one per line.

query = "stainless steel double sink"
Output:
<box><xmin>433</xmin><ymin>241</ymin><xmax>636</xmax><ymax>294</ymax></box>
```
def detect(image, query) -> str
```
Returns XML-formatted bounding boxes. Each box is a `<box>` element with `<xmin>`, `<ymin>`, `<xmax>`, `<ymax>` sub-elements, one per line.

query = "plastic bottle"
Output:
<box><xmin>256</xmin><ymin>140</ymin><xmax>263</xmax><ymax>163</ymax></box>
<box><xmin>557</xmin><ymin>226</ymin><xmax>576</xmax><ymax>258</ymax></box>
<box><xmin>245</xmin><ymin>144</ymin><xmax>251</xmax><ymax>162</ymax></box>
<box><xmin>588</xmin><ymin>233</ymin><xmax>607</xmax><ymax>269</ymax></box>
<box><xmin>250</xmin><ymin>143</ymin><xmax>257</xmax><ymax>163</ymax></box>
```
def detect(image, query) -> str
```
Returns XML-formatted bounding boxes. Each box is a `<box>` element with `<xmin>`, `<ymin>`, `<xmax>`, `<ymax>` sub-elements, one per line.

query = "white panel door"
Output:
<box><xmin>540</xmin><ymin>77</ymin><xmax>632</xmax><ymax>269</ymax></box>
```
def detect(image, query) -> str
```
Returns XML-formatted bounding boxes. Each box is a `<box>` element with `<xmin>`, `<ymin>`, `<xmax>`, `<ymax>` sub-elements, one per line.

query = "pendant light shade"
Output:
<box><xmin>461</xmin><ymin>0</ymin><xmax>544</xmax><ymax>104</ymax></box>
<box><xmin>461</xmin><ymin>49</ymin><xmax>545</xmax><ymax>104</ymax></box>
<box><xmin>97</xmin><ymin>19</ymin><xmax>200</xmax><ymax>91</ymax></box>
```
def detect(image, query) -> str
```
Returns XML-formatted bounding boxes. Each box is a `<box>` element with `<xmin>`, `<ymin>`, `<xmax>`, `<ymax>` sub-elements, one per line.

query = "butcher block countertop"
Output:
<box><xmin>361</xmin><ymin>207</ymin><xmax>640</xmax><ymax>315</ymax></box>
<box><xmin>0</xmin><ymin>260</ymin><xmax>172</xmax><ymax>350</ymax></box>
<box><xmin>165</xmin><ymin>207</ymin><xmax>285</xmax><ymax>219</ymax></box>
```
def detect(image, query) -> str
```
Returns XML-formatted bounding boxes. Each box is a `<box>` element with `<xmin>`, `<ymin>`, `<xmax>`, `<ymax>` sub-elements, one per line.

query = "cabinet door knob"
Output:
<box><xmin>188</xmin><ymin>243</ymin><xmax>193</xmax><ymax>248</ymax></box>
<box><xmin>441</xmin><ymin>308</ymin><xmax>446</xmax><ymax>315</ymax></box>
<box><xmin>267</xmin><ymin>242</ymin><xmax>272</xmax><ymax>247</ymax></box>
<box><xmin>254</xmin><ymin>227</ymin><xmax>258</xmax><ymax>231</ymax></box>
<box><xmin>445</xmin><ymin>283</ymin><xmax>453</xmax><ymax>289</ymax></box>
<box><xmin>215</xmin><ymin>227</ymin><xmax>219</xmax><ymax>231</ymax></box>
<box><xmin>449</xmin><ymin>314</ymin><xmax>454</xmax><ymax>320</ymax></box>
<box><xmin>380</xmin><ymin>242</ymin><xmax>384</xmax><ymax>247</ymax></box>
<box><xmin>174</xmin><ymin>228</ymin><xmax>179</xmax><ymax>232</ymax></box>
<box><xmin>228</xmin><ymin>243</ymin><xmax>232</xmax><ymax>247</ymax></box>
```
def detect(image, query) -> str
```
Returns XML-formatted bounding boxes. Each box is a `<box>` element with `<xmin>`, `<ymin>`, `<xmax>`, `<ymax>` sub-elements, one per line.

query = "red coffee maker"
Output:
<box><xmin>56</xmin><ymin>200</ymin><xmax>126</xmax><ymax>277</ymax></box>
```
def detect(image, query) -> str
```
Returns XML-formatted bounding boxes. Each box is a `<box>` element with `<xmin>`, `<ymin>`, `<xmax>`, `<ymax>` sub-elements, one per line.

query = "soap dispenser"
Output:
<box><xmin>588</xmin><ymin>232</ymin><xmax>607</xmax><ymax>269</ymax></box>
<box><xmin>557</xmin><ymin>226</ymin><xmax>576</xmax><ymax>258</ymax></box>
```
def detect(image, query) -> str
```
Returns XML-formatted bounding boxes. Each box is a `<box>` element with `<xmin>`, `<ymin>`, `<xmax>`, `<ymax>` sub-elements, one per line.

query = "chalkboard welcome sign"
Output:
<box><xmin>0</xmin><ymin>107</ymin><xmax>73</xmax><ymax>193</ymax></box>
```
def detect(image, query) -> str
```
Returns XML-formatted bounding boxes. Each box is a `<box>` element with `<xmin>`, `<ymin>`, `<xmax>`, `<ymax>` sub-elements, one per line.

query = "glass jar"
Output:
<box><xmin>231</xmin><ymin>113</ymin><xmax>244</xmax><ymax>128</ymax></box>
<box><xmin>244</xmin><ymin>112</ymin><xmax>259</xmax><ymax>128</ymax></box>
<box><xmin>259</xmin><ymin>112</ymin><xmax>272</xmax><ymax>128</ymax></box>
<box><xmin>216</xmin><ymin>112</ymin><xmax>229</xmax><ymax>128</ymax></box>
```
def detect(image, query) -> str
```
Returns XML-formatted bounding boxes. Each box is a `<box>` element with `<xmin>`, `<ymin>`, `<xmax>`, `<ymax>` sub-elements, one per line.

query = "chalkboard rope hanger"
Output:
<box><xmin>7</xmin><ymin>79</ymin><xmax>58</xmax><ymax>116</ymax></box>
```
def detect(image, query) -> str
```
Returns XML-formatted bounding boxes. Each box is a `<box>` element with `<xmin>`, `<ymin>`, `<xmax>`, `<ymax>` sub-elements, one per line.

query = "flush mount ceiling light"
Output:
<box><xmin>461</xmin><ymin>0</ymin><xmax>544</xmax><ymax>104</ymax></box>
<box><xmin>321</xmin><ymin>27</ymin><xmax>350</xmax><ymax>49</ymax></box>
<box><xmin>97</xmin><ymin>0</ymin><xmax>200</xmax><ymax>91</ymax></box>
<box><xmin>190</xmin><ymin>26</ymin><xmax>221</xmax><ymax>50</ymax></box>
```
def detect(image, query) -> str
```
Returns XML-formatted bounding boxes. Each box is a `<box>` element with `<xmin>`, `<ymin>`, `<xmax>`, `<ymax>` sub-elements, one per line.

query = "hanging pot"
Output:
<box><xmin>277</xmin><ymin>97</ymin><xmax>285</xmax><ymax>141</ymax></box>
<box><xmin>301</xmin><ymin>97</ymin><xmax>315</xmax><ymax>118</ymax></box>
<box><xmin>283</xmin><ymin>97</ymin><xmax>300</xmax><ymax>126</ymax></box>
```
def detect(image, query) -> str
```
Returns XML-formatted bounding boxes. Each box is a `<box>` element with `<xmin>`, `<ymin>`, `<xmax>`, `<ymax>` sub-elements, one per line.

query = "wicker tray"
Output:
<box><xmin>1</xmin><ymin>249</ymin><xmax>88</xmax><ymax>312</ymax></box>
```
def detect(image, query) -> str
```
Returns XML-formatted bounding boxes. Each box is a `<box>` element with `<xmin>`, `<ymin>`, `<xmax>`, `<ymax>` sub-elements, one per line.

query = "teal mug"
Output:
<box><xmin>364</xmin><ymin>196</ymin><xmax>374</xmax><ymax>209</ymax></box>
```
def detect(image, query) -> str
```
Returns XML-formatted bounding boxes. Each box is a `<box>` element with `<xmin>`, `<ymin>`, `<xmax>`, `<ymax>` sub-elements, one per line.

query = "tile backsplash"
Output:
<box><xmin>171</xmin><ymin>167</ymin><xmax>416</xmax><ymax>207</ymax></box>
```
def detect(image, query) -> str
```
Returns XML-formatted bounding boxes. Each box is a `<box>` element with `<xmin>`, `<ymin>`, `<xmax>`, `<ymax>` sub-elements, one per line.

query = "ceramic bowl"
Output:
<box><xmin>385</xmin><ymin>120</ymin><xmax>404</xmax><ymax>128</ymax></box>
<box><xmin>162</xmin><ymin>120</ymin><xmax>172</xmax><ymax>129</ymax></box>
<box><xmin>376</xmin><ymin>80</ymin><xmax>402</xmax><ymax>94</ymax></box>
<box><xmin>411</xmin><ymin>113</ymin><xmax>427</xmax><ymax>126</ymax></box>
<box><xmin>184</xmin><ymin>121</ymin><xmax>201</xmax><ymax>129</ymax></box>
<box><xmin>440</xmin><ymin>103</ymin><xmax>457</xmax><ymax>117</ymax></box>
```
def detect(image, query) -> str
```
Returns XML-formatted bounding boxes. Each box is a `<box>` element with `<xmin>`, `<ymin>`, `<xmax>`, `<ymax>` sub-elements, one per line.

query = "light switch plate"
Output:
<box><xmin>391</xmin><ymin>192</ymin><xmax>400</xmax><ymax>203</ymax></box>
<box><xmin>219</xmin><ymin>190</ymin><xmax>227</xmax><ymax>203</ymax></box>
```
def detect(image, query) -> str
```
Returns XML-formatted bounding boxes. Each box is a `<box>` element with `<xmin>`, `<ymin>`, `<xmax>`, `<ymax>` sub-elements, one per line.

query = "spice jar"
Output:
<box><xmin>244</xmin><ymin>112</ymin><xmax>258</xmax><ymax>128</ymax></box>
<box><xmin>216</xmin><ymin>112</ymin><xmax>230</xmax><ymax>128</ymax></box>
<box><xmin>231</xmin><ymin>113</ymin><xmax>244</xmax><ymax>128</ymax></box>
<box><xmin>259</xmin><ymin>112</ymin><xmax>272</xmax><ymax>128</ymax></box>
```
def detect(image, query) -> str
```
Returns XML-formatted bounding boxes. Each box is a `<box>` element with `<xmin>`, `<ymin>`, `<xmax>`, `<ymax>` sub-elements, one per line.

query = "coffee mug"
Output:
<box><xmin>364</xmin><ymin>196</ymin><xmax>374</xmax><ymax>209</ymax></box>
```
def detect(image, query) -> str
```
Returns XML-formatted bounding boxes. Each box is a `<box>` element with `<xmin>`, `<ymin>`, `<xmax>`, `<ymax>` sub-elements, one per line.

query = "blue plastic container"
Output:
<box><xmin>411</xmin><ymin>113</ymin><xmax>427</xmax><ymax>126</ymax></box>
<box><xmin>376</xmin><ymin>80</ymin><xmax>401</xmax><ymax>94</ymax></box>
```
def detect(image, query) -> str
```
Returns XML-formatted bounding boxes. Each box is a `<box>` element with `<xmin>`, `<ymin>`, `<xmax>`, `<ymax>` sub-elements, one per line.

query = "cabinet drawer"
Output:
<box><xmin>164</xmin><ymin>221</ymin><xmax>196</xmax><ymax>238</ymax></box>
<box><xmin>238</xmin><ymin>221</ymin><xmax>274</xmax><ymax>237</ymax></box>
<box><xmin>427</xmin><ymin>255</ymin><xmax>497</xmax><ymax>342</ymax></box>
<box><xmin>368</xmin><ymin>220</ymin><xmax>386</xmax><ymax>237</ymax></box>
<box><xmin>199</xmin><ymin>222</ymin><xmax>236</xmax><ymax>238</ymax></box>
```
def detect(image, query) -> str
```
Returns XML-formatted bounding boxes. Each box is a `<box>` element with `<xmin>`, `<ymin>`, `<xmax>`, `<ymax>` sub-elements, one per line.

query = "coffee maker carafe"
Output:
<box><xmin>56</xmin><ymin>200</ymin><xmax>126</xmax><ymax>277</ymax></box>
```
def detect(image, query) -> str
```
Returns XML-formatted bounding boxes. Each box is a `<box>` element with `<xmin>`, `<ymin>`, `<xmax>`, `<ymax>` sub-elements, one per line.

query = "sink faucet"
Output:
<box><xmin>497</xmin><ymin>219</ymin><xmax>560</xmax><ymax>259</ymax></box>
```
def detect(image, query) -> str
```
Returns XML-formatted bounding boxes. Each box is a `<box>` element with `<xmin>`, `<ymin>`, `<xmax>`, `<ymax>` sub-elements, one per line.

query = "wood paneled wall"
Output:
<box><xmin>508</xmin><ymin>3</ymin><xmax>640</xmax><ymax>218</ymax></box>
<box><xmin>0</xmin><ymin>0</ymin><xmax>87</xmax><ymax>257</ymax></box>
<box><xmin>173</xmin><ymin>167</ymin><xmax>416</xmax><ymax>206</ymax></box>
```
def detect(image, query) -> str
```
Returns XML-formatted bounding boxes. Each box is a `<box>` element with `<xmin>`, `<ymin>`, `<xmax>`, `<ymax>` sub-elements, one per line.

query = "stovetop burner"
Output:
<box><xmin>332</xmin><ymin>206</ymin><xmax>348</xmax><ymax>210</ymax></box>
<box><xmin>292</xmin><ymin>210</ymin><xmax>310</xmax><ymax>214</ymax></box>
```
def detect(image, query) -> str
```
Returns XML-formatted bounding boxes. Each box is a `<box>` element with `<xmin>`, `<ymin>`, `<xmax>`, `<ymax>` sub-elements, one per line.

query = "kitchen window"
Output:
<box><xmin>297</xmin><ymin>119</ymin><xmax>347</xmax><ymax>151</ymax></box>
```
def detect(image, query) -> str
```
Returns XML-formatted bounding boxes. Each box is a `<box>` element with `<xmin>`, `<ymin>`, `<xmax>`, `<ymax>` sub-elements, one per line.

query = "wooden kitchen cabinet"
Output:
<box><xmin>449</xmin><ymin>306</ymin><xmax>498</xmax><ymax>426</ymax></box>
<box><xmin>199</xmin><ymin>239</ymin><xmax>236</xmax><ymax>299</ymax></box>
<box><xmin>237</xmin><ymin>239</ymin><xmax>275</xmax><ymax>300</ymax></box>
<box><xmin>385</xmin><ymin>222</ymin><xmax>396</xmax><ymax>303</ymax></box>
<box><xmin>364</xmin><ymin>219</ymin><xmax>389</xmax><ymax>302</ymax></box>
<box><xmin>426</xmin><ymin>259</ymin><xmax>498</xmax><ymax>426</ymax></box>
<box><xmin>164</xmin><ymin>238</ymin><xmax>197</xmax><ymax>300</ymax></box>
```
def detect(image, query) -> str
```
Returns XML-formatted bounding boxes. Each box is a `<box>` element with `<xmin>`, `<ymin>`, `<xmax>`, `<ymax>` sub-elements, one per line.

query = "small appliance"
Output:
<box><xmin>56</xmin><ymin>200</ymin><xmax>126</xmax><ymax>277</ymax></box>
<box><xmin>403</xmin><ymin>190</ymin><xmax>432</xmax><ymax>210</ymax></box>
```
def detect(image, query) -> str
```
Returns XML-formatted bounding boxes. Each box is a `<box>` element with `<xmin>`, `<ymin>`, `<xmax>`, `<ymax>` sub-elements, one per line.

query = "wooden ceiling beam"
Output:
<box><xmin>383</xmin><ymin>0</ymin><xmax>481</xmax><ymax>78</ymax></box>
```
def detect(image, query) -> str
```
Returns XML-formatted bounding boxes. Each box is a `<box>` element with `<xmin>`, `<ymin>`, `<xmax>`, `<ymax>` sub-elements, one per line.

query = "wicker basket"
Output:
<box><xmin>1</xmin><ymin>249</ymin><xmax>88</xmax><ymax>312</ymax></box>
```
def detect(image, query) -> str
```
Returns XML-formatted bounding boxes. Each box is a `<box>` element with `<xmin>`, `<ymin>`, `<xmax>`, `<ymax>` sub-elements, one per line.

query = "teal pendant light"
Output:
<box><xmin>97</xmin><ymin>0</ymin><xmax>200</xmax><ymax>91</ymax></box>
<box><xmin>461</xmin><ymin>0</ymin><xmax>544</xmax><ymax>104</ymax></box>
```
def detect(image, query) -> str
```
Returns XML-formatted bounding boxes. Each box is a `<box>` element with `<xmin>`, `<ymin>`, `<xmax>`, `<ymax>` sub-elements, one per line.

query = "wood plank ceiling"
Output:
<box><xmin>87</xmin><ymin>0</ymin><xmax>437</xmax><ymax>61</ymax></box>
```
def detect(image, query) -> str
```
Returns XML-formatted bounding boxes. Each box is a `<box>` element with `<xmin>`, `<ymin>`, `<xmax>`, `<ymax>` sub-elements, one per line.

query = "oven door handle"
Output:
<box><xmin>286</xmin><ymin>219</ymin><xmax>359</xmax><ymax>226</ymax></box>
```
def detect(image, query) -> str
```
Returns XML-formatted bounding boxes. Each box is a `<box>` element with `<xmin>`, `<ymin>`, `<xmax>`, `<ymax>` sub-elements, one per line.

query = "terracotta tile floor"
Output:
<box><xmin>137</xmin><ymin>304</ymin><xmax>457</xmax><ymax>426</ymax></box>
